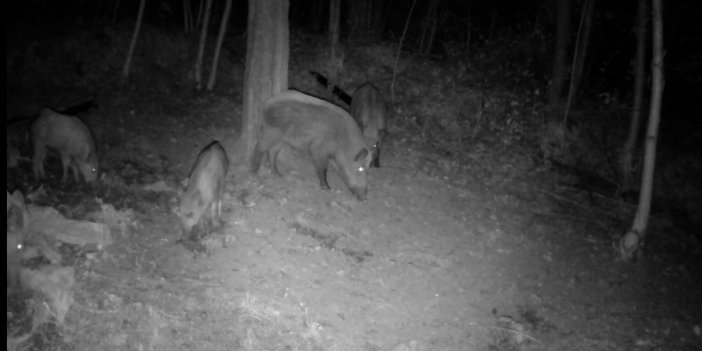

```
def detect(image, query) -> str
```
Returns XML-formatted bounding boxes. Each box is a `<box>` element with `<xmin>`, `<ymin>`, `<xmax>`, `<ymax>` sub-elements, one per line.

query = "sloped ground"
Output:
<box><xmin>7</xmin><ymin>23</ymin><xmax>701</xmax><ymax>351</ymax></box>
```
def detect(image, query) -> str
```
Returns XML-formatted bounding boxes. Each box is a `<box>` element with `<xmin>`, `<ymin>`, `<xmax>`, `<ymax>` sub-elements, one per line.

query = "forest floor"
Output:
<box><xmin>6</xmin><ymin>23</ymin><xmax>701</xmax><ymax>351</ymax></box>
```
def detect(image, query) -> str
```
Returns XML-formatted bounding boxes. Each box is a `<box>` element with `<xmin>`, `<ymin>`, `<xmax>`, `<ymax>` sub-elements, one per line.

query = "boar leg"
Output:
<box><xmin>268</xmin><ymin>143</ymin><xmax>285</xmax><ymax>177</ymax></box>
<box><xmin>371</xmin><ymin>147</ymin><xmax>381</xmax><ymax>168</ymax></box>
<box><xmin>32</xmin><ymin>144</ymin><xmax>47</xmax><ymax>180</ymax></box>
<box><xmin>310</xmin><ymin>150</ymin><xmax>331</xmax><ymax>190</ymax></box>
<box><xmin>70</xmin><ymin>158</ymin><xmax>82</xmax><ymax>183</ymax></box>
<box><xmin>60</xmin><ymin>153</ymin><xmax>73</xmax><ymax>183</ymax></box>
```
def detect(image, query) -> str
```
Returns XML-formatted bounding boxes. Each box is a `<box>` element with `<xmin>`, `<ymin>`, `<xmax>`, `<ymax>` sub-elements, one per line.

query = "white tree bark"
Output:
<box><xmin>207</xmin><ymin>0</ymin><xmax>233</xmax><ymax>91</ymax></box>
<box><xmin>120</xmin><ymin>0</ymin><xmax>146</xmax><ymax>84</ymax></box>
<box><xmin>620</xmin><ymin>0</ymin><xmax>647</xmax><ymax>193</ymax></box>
<box><xmin>620</xmin><ymin>0</ymin><xmax>665</xmax><ymax>261</ymax></box>
<box><xmin>194</xmin><ymin>0</ymin><xmax>213</xmax><ymax>91</ymax></box>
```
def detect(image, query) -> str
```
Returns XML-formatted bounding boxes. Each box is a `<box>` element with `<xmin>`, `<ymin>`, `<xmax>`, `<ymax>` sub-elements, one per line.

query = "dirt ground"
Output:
<box><xmin>7</xmin><ymin>26</ymin><xmax>702</xmax><ymax>351</ymax></box>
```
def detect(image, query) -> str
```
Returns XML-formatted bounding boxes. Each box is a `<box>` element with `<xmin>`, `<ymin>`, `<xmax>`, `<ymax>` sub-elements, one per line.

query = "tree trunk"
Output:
<box><xmin>346</xmin><ymin>0</ymin><xmax>364</xmax><ymax>41</ymax></box>
<box><xmin>112</xmin><ymin>0</ymin><xmax>121</xmax><ymax>25</ymax></box>
<box><xmin>329</xmin><ymin>0</ymin><xmax>341</xmax><ymax>50</ymax></box>
<box><xmin>347</xmin><ymin>0</ymin><xmax>384</xmax><ymax>42</ymax></box>
<box><xmin>206</xmin><ymin>0</ymin><xmax>233</xmax><ymax>91</ymax></box>
<box><xmin>620</xmin><ymin>0</ymin><xmax>648</xmax><ymax>193</ymax></box>
<box><xmin>391</xmin><ymin>0</ymin><xmax>418</xmax><ymax>102</ymax></box>
<box><xmin>311</xmin><ymin>0</ymin><xmax>325</xmax><ymax>32</ymax></box>
<box><xmin>420</xmin><ymin>0</ymin><xmax>440</xmax><ymax>54</ymax></box>
<box><xmin>183</xmin><ymin>0</ymin><xmax>192</xmax><ymax>34</ymax></box>
<box><xmin>619</xmin><ymin>0</ymin><xmax>665</xmax><ymax>261</ymax></box>
<box><xmin>327</xmin><ymin>0</ymin><xmax>344</xmax><ymax>76</ymax></box>
<box><xmin>570</xmin><ymin>0</ymin><xmax>595</xmax><ymax>108</ymax></box>
<box><xmin>194</xmin><ymin>0</ymin><xmax>213</xmax><ymax>91</ymax></box>
<box><xmin>120</xmin><ymin>0</ymin><xmax>146</xmax><ymax>85</ymax></box>
<box><xmin>465</xmin><ymin>4</ymin><xmax>472</xmax><ymax>52</ymax></box>
<box><xmin>562</xmin><ymin>0</ymin><xmax>595</xmax><ymax>126</ymax></box>
<box><xmin>196</xmin><ymin>0</ymin><xmax>204</xmax><ymax>29</ymax></box>
<box><xmin>549</xmin><ymin>0</ymin><xmax>571</xmax><ymax>118</ymax></box>
<box><xmin>370</xmin><ymin>0</ymin><xmax>386</xmax><ymax>39</ymax></box>
<box><xmin>242</xmin><ymin>0</ymin><xmax>289</xmax><ymax>165</ymax></box>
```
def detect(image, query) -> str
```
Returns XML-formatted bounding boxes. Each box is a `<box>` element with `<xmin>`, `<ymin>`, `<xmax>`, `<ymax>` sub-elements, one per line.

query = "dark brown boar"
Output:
<box><xmin>178</xmin><ymin>141</ymin><xmax>229</xmax><ymax>241</ymax></box>
<box><xmin>251</xmin><ymin>90</ymin><xmax>372</xmax><ymax>201</ymax></box>
<box><xmin>31</xmin><ymin>108</ymin><xmax>99</xmax><ymax>183</ymax></box>
<box><xmin>350</xmin><ymin>83</ymin><xmax>387</xmax><ymax>168</ymax></box>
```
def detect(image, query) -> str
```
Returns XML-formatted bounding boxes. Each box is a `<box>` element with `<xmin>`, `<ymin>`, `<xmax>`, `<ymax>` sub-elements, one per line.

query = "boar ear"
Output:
<box><xmin>354</xmin><ymin>148</ymin><xmax>369</xmax><ymax>163</ymax></box>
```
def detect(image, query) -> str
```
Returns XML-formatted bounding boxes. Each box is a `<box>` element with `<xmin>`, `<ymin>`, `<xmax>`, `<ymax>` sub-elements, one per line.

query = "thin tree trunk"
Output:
<box><xmin>112</xmin><ymin>0</ymin><xmax>121</xmax><ymax>25</ymax></box>
<box><xmin>620</xmin><ymin>0</ymin><xmax>648</xmax><ymax>193</ymax></box>
<box><xmin>329</xmin><ymin>0</ymin><xmax>341</xmax><ymax>50</ymax></box>
<box><xmin>346</xmin><ymin>0</ymin><xmax>365</xmax><ymax>41</ymax></box>
<box><xmin>549</xmin><ymin>0</ymin><xmax>571</xmax><ymax>118</ymax></box>
<box><xmin>345</xmin><ymin>0</ymin><xmax>358</xmax><ymax>40</ymax></box>
<box><xmin>465</xmin><ymin>5</ymin><xmax>472</xmax><ymax>53</ymax></box>
<box><xmin>183</xmin><ymin>0</ymin><xmax>192</xmax><ymax>34</ymax></box>
<box><xmin>194</xmin><ymin>0</ymin><xmax>213</xmax><ymax>91</ymax></box>
<box><xmin>328</xmin><ymin>0</ymin><xmax>343</xmax><ymax>75</ymax></box>
<box><xmin>196</xmin><ymin>0</ymin><xmax>204</xmax><ymax>35</ymax></box>
<box><xmin>420</xmin><ymin>0</ymin><xmax>440</xmax><ymax>54</ymax></box>
<box><xmin>370</xmin><ymin>0</ymin><xmax>386</xmax><ymax>39</ymax></box>
<box><xmin>242</xmin><ymin>0</ymin><xmax>289</xmax><ymax>165</ymax></box>
<box><xmin>120</xmin><ymin>0</ymin><xmax>146</xmax><ymax>85</ymax></box>
<box><xmin>563</xmin><ymin>0</ymin><xmax>595</xmax><ymax>126</ymax></box>
<box><xmin>347</xmin><ymin>0</ymin><xmax>382</xmax><ymax>42</ymax></box>
<box><xmin>391</xmin><ymin>0</ymin><xmax>418</xmax><ymax>103</ymax></box>
<box><xmin>207</xmin><ymin>0</ymin><xmax>233</xmax><ymax>91</ymax></box>
<box><xmin>569</xmin><ymin>0</ymin><xmax>595</xmax><ymax>109</ymax></box>
<box><xmin>425</xmin><ymin>2</ymin><xmax>439</xmax><ymax>54</ymax></box>
<box><xmin>620</xmin><ymin>0</ymin><xmax>665</xmax><ymax>261</ymax></box>
<box><xmin>311</xmin><ymin>0</ymin><xmax>324</xmax><ymax>32</ymax></box>
<box><xmin>571</xmin><ymin>0</ymin><xmax>594</xmax><ymax>104</ymax></box>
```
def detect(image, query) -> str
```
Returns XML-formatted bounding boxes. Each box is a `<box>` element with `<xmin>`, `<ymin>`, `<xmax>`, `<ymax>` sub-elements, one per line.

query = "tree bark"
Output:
<box><xmin>196</xmin><ymin>0</ymin><xmax>204</xmax><ymax>29</ymax></box>
<box><xmin>120</xmin><ymin>0</ymin><xmax>146</xmax><ymax>85</ymax></box>
<box><xmin>346</xmin><ymin>0</ymin><xmax>385</xmax><ymax>42</ymax></box>
<box><xmin>391</xmin><ymin>0</ymin><xmax>418</xmax><ymax>102</ymax></box>
<box><xmin>327</xmin><ymin>0</ymin><xmax>344</xmax><ymax>77</ymax></box>
<box><xmin>242</xmin><ymin>0</ymin><xmax>289</xmax><ymax>165</ymax></box>
<box><xmin>112</xmin><ymin>0</ymin><xmax>121</xmax><ymax>25</ymax></box>
<box><xmin>548</xmin><ymin>0</ymin><xmax>571</xmax><ymax>118</ymax></box>
<box><xmin>194</xmin><ymin>0</ymin><xmax>213</xmax><ymax>91</ymax></box>
<box><xmin>329</xmin><ymin>0</ymin><xmax>341</xmax><ymax>51</ymax></box>
<box><xmin>570</xmin><ymin>0</ymin><xmax>595</xmax><ymax>108</ymax></box>
<box><xmin>465</xmin><ymin>5</ymin><xmax>472</xmax><ymax>52</ymax></box>
<box><xmin>207</xmin><ymin>0</ymin><xmax>233</xmax><ymax>91</ymax></box>
<box><xmin>620</xmin><ymin>0</ymin><xmax>648</xmax><ymax>193</ymax></box>
<box><xmin>183</xmin><ymin>0</ymin><xmax>192</xmax><ymax>34</ymax></box>
<box><xmin>311</xmin><ymin>0</ymin><xmax>325</xmax><ymax>32</ymax></box>
<box><xmin>620</xmin><ymin>0</ymin><xmax>665</xmax><ymax>261</ymax></box>
<box><xmin>370</xmin><ymin>0</ymin><xmax>386</xmax><ymax>39</ymax></box>
<box><xmin>562</xmin><ymin>0</ymin><xmax>595</xmax><ymax>126</ymax></box>
<box><xmin>420</xmin><ymin>0</ymin><xmax>440</xmax><ymax>54</ymax></box>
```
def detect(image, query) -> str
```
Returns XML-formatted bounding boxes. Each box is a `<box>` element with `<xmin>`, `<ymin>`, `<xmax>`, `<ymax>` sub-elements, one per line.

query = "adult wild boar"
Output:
<box><xmin>31</xmin><ymin>108</ymin><xmax>99</xmax><ymax>183</ymax></box>
<box><xmin>251</xmin><ymin>90</ymin><xmax>372</xmax><ymax>200</ymax></box>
